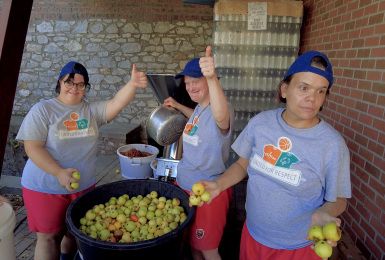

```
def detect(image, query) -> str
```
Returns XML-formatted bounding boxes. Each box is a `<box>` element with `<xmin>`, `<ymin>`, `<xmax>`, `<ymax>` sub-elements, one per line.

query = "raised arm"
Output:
<box><xmin>199</xmin><ymin>46</ymin><xmax>230</xmax><ymax>132</ymax></box>
<box><xmin>105</xmin><ymin>64</ymin><xmax>147</xmax><ymax>122</ymax></box>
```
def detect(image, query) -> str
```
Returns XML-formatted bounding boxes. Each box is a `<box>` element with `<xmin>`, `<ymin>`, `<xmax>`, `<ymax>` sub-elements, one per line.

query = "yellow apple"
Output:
<box><xmin>200</xmin><ymin>191</ymin><xmax>211</xmax><ymax>202</ymax></box>
<box><xmin>192</xmin><ymin>182</ymin><xmax>205</xmax><ymax>196</ymax></box>
<box><xmin>70</xmin><ymin>182</ymin><xmax>79</xmax><ymax>189</ymax></box>
<box><xmin>322</xmin><ymin>222</ymin><xmax>341</xmax><ymax>242</ymax></box>
<box><xmin>72</xmin><ymin>171</ymin><xmax>81</xmax><ymax>180</ymax></box>
<box><xmin>189</xmin><ymin>194</ymin><xmax>201</xmax><ymax>206</ymax></box>
<box><xmin>307</xmin><ymin>225</ymin><xmax>324</xmax><ymax>241</ymax></box>
<box><xmin>314</xmin><ymin>240</ymin><xmax>333</xmax><ymax>258</ymax></box>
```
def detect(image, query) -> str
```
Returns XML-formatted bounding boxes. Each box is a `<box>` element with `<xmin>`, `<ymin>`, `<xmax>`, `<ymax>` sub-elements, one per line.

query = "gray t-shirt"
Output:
<box><xmin>16</xmin><ymin>98</ymin><xmax>107</xmax><ymax>194</ymax></box>
<box><xmin>232</xmin><ymin>108</ymin><xmax>351</xmax><ymax>249</ymax></box>
<box><xmin>177</xmin><ymin>104</ymin><xmax>233</xmax><ymax>191</ymax></box>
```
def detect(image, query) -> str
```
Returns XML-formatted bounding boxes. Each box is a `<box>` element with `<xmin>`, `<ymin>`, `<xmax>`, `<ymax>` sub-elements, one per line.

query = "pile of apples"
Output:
<box><xmin>78</xmin><ymin>191</ymin><xmax>187</xmax><ymax>243</ymax></box>
<box><xmin>189</xmin><ymin>182</ymin><xmax>211</xmax><ymax>206</ymax></box>
<box><xmin>307</xmin><ymin>222</ymin><xmax>342</xmax><ymax>259</ymax></box>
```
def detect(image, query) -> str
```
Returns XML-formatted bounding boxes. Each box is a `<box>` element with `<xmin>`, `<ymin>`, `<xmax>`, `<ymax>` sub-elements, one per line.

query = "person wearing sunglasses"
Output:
<box><xmin>16</xmin><ymin>61</ymin><xmax>147</xmax><ymax>260</ymax></box>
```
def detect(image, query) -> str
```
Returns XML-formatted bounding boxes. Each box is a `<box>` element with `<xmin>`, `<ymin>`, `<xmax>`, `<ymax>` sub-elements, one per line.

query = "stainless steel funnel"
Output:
<box><xmin>146</xmin><ymin>73</ymin><xmax>182</xmax><ymax>104</ymax></box>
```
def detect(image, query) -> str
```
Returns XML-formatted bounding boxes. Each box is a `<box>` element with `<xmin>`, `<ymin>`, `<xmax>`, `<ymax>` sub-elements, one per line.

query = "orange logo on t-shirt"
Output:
<box><xmin>184</xmin><ymin>116</ymin><xmax>199</xmax><ymax>136</ymax></box>
<box><xmin>263</xmin><ymin>137</ymin><xmax>299</xmax><ymax>168</ymax></box>
<box><xmin>63</xmin><ymin>112</ymin><xmax>89</xmax><ymax>131</ymax></box>
<box><xmin>263</xmin><ymin>145</ymin><xmax>282</xmax><ymax>165</ymax></box>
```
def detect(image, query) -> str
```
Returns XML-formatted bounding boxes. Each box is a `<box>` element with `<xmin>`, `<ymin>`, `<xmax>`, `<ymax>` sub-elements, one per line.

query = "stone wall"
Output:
<box><xmin>8</xmin><ymin>0</ymin><xmax>213</xmax><ymax>124</ymax></box>
<box><xmin>2</xmin><ymin>1</ymin><xmax>214</xmax><ymax>176</ymax></box>
<box><xmin>15</xmin><ymin>19</ymin><xmax>212</xmax><ymax>125</ymax></box>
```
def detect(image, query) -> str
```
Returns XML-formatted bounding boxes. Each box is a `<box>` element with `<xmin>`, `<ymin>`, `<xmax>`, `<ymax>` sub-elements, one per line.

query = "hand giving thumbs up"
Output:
<box><xmin>199</xmin><ymin>46</ymin><xmax>217</xmax><ymax>79</ymax></box>
<box><xmin>130</xmin><ymin>64</ymin><xmax>147</xmax><ymax>89</ymax></box>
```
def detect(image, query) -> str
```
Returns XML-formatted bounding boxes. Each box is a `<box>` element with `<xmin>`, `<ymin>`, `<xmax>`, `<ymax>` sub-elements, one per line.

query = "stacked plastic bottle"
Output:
<box><xmin>213</xmin><ymin>6</ymin><xmax>303</xmax><ymax>165</ymax></box>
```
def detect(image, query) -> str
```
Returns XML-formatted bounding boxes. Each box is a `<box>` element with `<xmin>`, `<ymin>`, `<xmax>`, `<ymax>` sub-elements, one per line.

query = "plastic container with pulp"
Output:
<box><xmin>66</xmin><ymin>179</ymin><xmax>195</xmax><ymax>260</ymax></box>
<box><xmin>117</xmin><ymin>144</ymin><xmax>159</xmax><ymax>179</ymax></box>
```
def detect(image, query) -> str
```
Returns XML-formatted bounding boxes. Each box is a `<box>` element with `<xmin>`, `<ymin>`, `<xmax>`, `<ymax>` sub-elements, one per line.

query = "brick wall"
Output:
<box><xmin>300</xmin><ymin>1</ymin><xmax>385</xmax><ymax>259</ymax></box>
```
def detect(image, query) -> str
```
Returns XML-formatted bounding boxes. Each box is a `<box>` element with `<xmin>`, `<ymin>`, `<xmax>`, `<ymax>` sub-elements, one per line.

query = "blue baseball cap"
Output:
<box><xmin>58</xmin><ymin>61</ymin><xmax>89</xmax><ymax>83</ymax></box>
<box><xmin>175</xmin><ymin>58</ymin><xmax>203</xmax><ymax>79</ymax></box>
<box><xmin>284</xmin><ymin>51</ymin><xmax>333</xmax><ymax>88</ymax></box>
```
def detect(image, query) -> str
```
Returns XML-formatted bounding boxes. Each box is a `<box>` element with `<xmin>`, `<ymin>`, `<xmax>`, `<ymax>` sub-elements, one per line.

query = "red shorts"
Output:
<box><xmin>190</xmin><ymin>188</ymin><xmax>232</xmax><ymax>251</ymax></box>
<box><xmin>22</xmin><ymin>186</ymin><xmax>94</xmax><ymax>233</ymax></box>
<box><xmin>240</xmin><ymin>223</ymin><xmax>320</xmax><ymax>260</ymax></box>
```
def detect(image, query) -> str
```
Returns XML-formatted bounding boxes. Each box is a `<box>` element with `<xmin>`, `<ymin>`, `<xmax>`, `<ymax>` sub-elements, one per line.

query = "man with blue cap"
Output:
<box><xmin>163</xmin><ymin>46</ymin><xmax>233</xmax><ymax>260</ymax></box>
<box><xmin>16</xmin><ymin>61</ymin><xmax>147</xmax><ymax>260</ymax></box>
<box><xmin>202</xmin><ymin>51</ymin><xmax>351</xmax><ymax>260</ymax></box>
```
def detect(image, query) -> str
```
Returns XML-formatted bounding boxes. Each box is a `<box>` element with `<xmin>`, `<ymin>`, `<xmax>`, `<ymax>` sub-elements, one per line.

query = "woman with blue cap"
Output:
<box><xmin>203</xmin><ymin>51</ymin><xmax>351</xmax><ymax>259</ymax></box>
<box><xmin>163</xmin><ymin>46</ymin><xmax>233</xmax><ymax>260</ymax></box>
<box><xmin>16</xmin><ymin>61</ymin><xmax>147</xmax><ymax>260</ymax></box>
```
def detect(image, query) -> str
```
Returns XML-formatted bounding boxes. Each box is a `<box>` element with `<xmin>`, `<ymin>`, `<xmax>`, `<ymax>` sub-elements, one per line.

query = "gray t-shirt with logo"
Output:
<box><xmin>232</xmin><ymin>108</ymin><xmax>351</xmax><ymax>249</ymax></box>
<box><xmin>177</xmin><ymin>104</ymin><xmax>233</xmax><ymax>191</ymax></box>
<box><xmin>16</xmin><ymin>98</ymin><xmax>107</xmax><ymax>194</ymax></box>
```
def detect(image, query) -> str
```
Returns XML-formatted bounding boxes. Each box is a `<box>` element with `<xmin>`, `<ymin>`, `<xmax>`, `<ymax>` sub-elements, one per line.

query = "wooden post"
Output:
<box><xmin>0</xmin><ymin>0</ymin><xmax>33</xmax><ymax>175</ymax></box>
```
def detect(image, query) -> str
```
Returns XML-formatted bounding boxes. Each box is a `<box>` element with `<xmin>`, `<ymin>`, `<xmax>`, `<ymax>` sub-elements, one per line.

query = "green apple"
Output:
<box><xmin>180</xmin><ymin>214</ymin><xmax>187</xmax><ymax>223</ymax></box>
<box><xmin>189</xmin><ymin>194</ymin><xmax>201</xmax><ymax>206</ymax></box>
<box><xmin>148</xmin><ymin>205</ymin><xmax>156</xmax><ymax>212</ymax></box>
<box><xmin>117</xmin><ymin>196</ymin><xmax>127</xmax><ymax>206</ymax></box>
<box><xmin>99</xmin><ymin>229</ymin><xmax>110</xmax><ymax>241</ymax></box>
<box><xmin>314</xmin><ymin>240</ymin><xmax>333</xmax><ymax>258</ymax></box>
<box><xmin>116</xmin><ymin>214</ymin><xmax>126</xmax><ymax>223</ymax></box>
<box><xmin>72</xmin><ymin>171</ymin><xmax>81</xmax><ymax>180</ymax></box>
<box><xmin>322</xmin><ymin>222</ymin><xmax>341</xmax><ymax>242</ymax></box>
<box><xmin>80</xmin><ymin>217</ymin><xmax>87</xmax><ymax>225</ymax></box>
<box><xmin>307</xmin><ymin>225</ymin><xmax>324</xmax><ymax>241</ymax></box>
<box><xmin>157</xmin><ymin>201</ymin><xmax>165</xmax><ymax>209</ymax></box>
<box><xmin>138</xmin><ymin>216</ymin><xmax>147</xmax><ymax>225</ymax></box>
<box><xmin>200</xmin><ymin>191</ymin><xmax>211</xmax><ymax>202</ymax></box>
<box><xmin>172</xmin><ymin>198</ymin><xmax>180</xmax><ymax>206</ymax></box>
<box><xmin>124</xmin><ymin>221</ymin><xmax>136</xmax><ymax>232</ymax></box>
<box><xmin>146</xmin><ymin>211</ymin><xmax>155</xmax><ymax>220</ymax></box>
<box><xmin>192</xmin><ymin>182</ymin><xmax>205</xmax><ymax>196</ymax></box>
<box><xmin>70</xmin><ymin>182</ymin><xmax>79</xmax><ymax>189</ymax></box>
<box><xmin>150</xmin><ymin>191</ymin><xmax>158</xmax><ymax>199</ymax></box>
<box><xmin>121</xmin><ymin>232</ymin><xmax>131</xmax><ymax>243</ymax></box>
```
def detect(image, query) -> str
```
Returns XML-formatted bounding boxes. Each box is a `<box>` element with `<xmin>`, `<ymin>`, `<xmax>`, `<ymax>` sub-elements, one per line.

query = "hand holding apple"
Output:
<box><xmin>70</xmin><ymin>171</ymin><xmax>81</xmax><ymax>190</ymax></box>
<box><xmin>189</xmin><ymin>182</ymin><xmax>211</xmax><ymax>207</ymax></box>
<box><xmin>307</xmin><ymin>221</ymin><xmax>341</xmax><ymax>259</ymax></box>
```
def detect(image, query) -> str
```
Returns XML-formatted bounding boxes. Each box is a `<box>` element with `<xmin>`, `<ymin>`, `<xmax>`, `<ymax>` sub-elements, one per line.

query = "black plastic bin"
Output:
<box><xmin>66</xmin><ymin>179</ymin><xmax>195</xmax><ymax>260</ymax></box>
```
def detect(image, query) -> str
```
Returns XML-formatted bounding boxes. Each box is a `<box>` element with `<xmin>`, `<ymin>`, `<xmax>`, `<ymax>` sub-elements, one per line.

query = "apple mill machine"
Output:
<box><xmin>146</xmin><ymin>74</ymin><xmax>196</xmax><ymax>182</ymax></box>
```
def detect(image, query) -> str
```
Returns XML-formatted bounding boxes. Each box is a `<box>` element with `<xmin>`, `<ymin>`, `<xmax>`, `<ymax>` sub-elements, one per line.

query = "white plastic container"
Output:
<box><xmin>117</xmin><ymin>144</ymin><xmax>159</xmax><ymax>179</ymax></box>
<box><xmin>0</xmin><ymin>202</ymin><xmax>16</xmax><ymax>260</ymax></box>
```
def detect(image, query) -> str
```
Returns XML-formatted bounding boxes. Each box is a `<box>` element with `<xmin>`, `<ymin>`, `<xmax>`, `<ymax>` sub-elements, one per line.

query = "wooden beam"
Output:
<box><xmin>0</xmin><ymin>0</ymin><xmax>33</xmax><ymax>175</ymax></box>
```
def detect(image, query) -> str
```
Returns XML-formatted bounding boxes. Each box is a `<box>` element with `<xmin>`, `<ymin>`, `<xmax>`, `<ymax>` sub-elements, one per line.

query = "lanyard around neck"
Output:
<box><xmin>194</xmin><ymin>103</ymin><xmax>209</xmax><ymax>120</ymax></box>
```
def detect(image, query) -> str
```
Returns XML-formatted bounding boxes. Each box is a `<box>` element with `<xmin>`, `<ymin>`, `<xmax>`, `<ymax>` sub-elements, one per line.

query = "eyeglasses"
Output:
<box><xmin>64</xmin><ymin>80</ymin><xmax>87</xmax><ymax>90</ymax></box>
